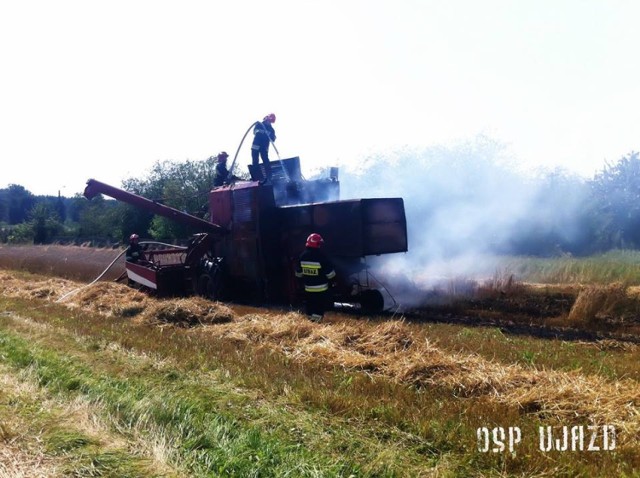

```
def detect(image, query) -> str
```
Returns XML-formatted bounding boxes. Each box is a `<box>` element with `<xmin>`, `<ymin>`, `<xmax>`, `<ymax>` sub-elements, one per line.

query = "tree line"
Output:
<box><xmin>0</xmin><ymin>157</ymin><xmax>220</xmax><ymax>246</ymax></box>
<box><xmin>1</xmin><ymin>152</ymin><xmax>640</xmax><ymax>256</ymax></box>
<box><xmin>506</xmin><ymin>151</ymin><xmax>640</xmax><ymax>255</ymax></box>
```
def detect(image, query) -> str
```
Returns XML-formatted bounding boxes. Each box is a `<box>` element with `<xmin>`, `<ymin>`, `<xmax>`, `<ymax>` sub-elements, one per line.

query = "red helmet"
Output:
<box><xmin>129</xmin><ymin>233</ymin><xmax>139</xmax><ymax>243</ymax></box>
<box><xmin>264</xmin><ymin>113</ymin><xmax>276</xmax><ymax>123</ymax></box>
<box><xmin>217</xmin><ymin>151</ymin><xmax>229</xmax><ymax>162</ymax></box>
<box><xmin>306</xmin><ymin>233</ymin><xmax>323</xmax><ymax>248</ymax></box>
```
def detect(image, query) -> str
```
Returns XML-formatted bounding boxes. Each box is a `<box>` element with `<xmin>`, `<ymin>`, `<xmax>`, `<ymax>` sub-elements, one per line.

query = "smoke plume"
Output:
<box><xmin>337</xmin><ymin>136</ymin><xmax>589</xmax><ymax>308</ymax></box>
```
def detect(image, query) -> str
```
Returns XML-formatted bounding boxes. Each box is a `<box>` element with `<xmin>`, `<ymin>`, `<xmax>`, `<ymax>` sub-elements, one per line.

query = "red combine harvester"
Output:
<box><xmin>84</xmin><ymin>156</ymin><xmax>407</xmax><ymax>313</ymax></box>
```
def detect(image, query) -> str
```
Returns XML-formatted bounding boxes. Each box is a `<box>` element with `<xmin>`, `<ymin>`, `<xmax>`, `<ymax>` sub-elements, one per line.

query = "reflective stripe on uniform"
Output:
<box><xmin>326</xmin><ymin>269</ymin><xmax>336</xmax><ymax>279</ymax></box>
<box><xmin>305</xmin><ymin>283</ymin><xmax>329</xmax><ymax>292</ymax></box>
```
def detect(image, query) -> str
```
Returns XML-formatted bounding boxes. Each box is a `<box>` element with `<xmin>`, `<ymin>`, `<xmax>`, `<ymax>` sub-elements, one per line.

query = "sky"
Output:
<box><xmin>1</xmin><ymin>0</ymin><xmax>639</xmax><ymax>197</ymax></box>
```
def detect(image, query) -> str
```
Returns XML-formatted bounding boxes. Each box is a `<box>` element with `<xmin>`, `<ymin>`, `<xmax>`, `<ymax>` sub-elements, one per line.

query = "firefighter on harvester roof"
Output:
<box><xmin>295</xmin><ymin>233</ymin><xmax>336</xmax><ymax>322</ymax></box>
<box><xmin>251</xmin><ymin>113</ymin><xmax>276</xmax><ymax>184</ymax></box>
<box><xmin>212</xmin><ymin>151</ymin><xmax>238</xmax><ymax>187</ymax></box>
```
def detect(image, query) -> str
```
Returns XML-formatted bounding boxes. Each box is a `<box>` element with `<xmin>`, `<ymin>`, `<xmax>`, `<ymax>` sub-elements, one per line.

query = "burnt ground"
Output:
<box><xmin>401</xmin><ymin>291</ymin><xmax>640</xmax><ymax>344</ymax></box>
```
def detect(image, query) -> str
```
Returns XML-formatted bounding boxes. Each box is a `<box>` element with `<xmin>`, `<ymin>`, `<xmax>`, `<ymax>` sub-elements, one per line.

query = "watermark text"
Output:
<box><xmin>477</xmin><ymin>425</ymin><xmax>616</xmax><ymax>453</ymax></box>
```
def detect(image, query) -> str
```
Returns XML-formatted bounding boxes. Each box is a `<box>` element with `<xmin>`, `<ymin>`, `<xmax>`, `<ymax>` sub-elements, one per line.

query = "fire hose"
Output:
<box><xmin>55</xmin><ymin>241</ymin><xmax>184</xmax><ymax>303</ymax></box>
<box><xmin>228</xmin><ymin>120</ymin><xmax>289</xmax><ymax>183</ymax></box>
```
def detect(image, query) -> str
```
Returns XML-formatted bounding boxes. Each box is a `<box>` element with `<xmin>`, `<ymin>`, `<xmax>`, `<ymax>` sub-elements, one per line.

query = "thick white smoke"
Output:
<box><xmin>337</xmin><ymin>136</ymin><xmax>588</xmax><ymax>308</ymax></box>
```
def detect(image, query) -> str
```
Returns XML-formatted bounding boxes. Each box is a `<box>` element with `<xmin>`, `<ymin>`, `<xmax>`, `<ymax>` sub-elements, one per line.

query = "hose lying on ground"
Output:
<box><xmin>55</xmin><ymin>241</ymin><xmax>180</xmax><ymax>303</ymax></box>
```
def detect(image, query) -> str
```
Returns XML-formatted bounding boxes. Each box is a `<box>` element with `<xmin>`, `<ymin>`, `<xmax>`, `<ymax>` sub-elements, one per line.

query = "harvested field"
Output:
<box><xmin>1</xmin><ymin>247</ymin><xmax>640</xmax><ymax>475</ymax></box>
<box><xmin>1</xmin><ymin>269</ymin><xmax>639</xmax><ymax>441</ymax></box>
<box><xmin>0</xmin><ymin>244</ymin><xmax>125</xmax><ymax>282</ymax></box>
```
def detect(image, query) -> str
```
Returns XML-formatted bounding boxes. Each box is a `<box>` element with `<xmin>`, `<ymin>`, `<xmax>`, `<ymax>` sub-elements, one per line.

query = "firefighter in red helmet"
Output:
<box><xmin>125</xmin><ymin>233</ymin><xmax>145</xmax><ymax>263</ymax></box>
<box><xmin>251</xmin><ymin>113</ymin><xmax>276</xmax><ymax>184</ymax></box>
<box><xmin>295</xmin><ymin>233</ymin><xmax>336</xmax><ymax>322</ymax></box>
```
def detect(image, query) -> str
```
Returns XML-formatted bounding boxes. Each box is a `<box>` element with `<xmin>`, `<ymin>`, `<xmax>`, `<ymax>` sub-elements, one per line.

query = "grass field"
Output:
<box><xmin>0</xmin><ymin>259</ymin><xmax>639</xmax><ymax>477</ymax></box>
<box><xmin>503</xmin><ymin>250</ymin><xmax>640</xmax><ymax>285</ymax></box>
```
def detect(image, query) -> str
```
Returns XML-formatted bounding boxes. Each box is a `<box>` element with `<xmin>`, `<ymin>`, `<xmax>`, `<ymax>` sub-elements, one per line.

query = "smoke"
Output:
<box><xmin>337</xmin><ymin>135</ymin><xmax>590</xmax><ymax>308</ymax></box>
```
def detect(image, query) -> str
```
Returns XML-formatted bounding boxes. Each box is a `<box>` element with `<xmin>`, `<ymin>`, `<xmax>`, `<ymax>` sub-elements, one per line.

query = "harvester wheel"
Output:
<box><xmin>359</xmin><ymin>289</ymin><xmax>384</xmax><ymax>314</ymax></box>
<box><xmin>197</xmin><ymin>272</ymin><xmax>222</xmax><ymax>301</ymax></box>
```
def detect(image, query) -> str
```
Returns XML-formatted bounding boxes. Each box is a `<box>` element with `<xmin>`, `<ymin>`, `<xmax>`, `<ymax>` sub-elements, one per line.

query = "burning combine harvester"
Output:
<box><xmin>84</xmin><ymin>157</ymin><xmax>407</xmax><ymax>313</ymax></box>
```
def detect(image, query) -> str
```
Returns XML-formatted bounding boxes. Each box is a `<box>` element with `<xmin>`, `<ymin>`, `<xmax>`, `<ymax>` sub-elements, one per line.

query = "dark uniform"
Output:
<box><xmin>295</xmin><ymin>245</ymin><xmax>336</xmax><ymax>322</ymax></box>
<box><xmin>251</xmin><ymin>115</ymin><xmax>276</xmax><ymax>182</ymax></box>
<box><xmin>213</xmin><ymin>161</ymin><xmax>230</xmax><ymax>187</ymax></box>
<box><xmin>125</xmin><ymin>242</ymin><xmax>144</xmax><ymax>263</ymax></box>
<box><xmin>213</xmin><ymin>151</ymin><xmax>237</xmax><ymax>187</ymax></box>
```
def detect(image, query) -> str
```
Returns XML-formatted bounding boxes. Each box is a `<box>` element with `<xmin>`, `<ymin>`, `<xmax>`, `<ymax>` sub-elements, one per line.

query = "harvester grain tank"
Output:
<box><xmin>84</xmin><ymin>156</ymin><xmax>408</xmax><ymax>313</ymax></box>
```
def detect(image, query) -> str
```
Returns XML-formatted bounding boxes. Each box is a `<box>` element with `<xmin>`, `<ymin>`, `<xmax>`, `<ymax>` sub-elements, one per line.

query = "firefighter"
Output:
<box><xmin>213</xmin><ymin>151</ymin><xmax>236</xmax><ymax>187</ymax></box>
<box><xmin>251</xmin><ymin>113</ymin><xmax>276</xmax><ymax>184</ymax></box>
<box><xmin>295</xmin><ymin>233</ymin><xmax>336</xmax><ymax>322</ymax></box>
<box><xmin>125</xmin><ymin>233</ymin><xmax>145</xmax><ymax>263</ymax></box>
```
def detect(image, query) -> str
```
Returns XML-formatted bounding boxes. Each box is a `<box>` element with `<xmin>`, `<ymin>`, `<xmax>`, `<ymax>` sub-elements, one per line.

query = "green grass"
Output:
<box><xmin>0</xmin><ymin>364</ymin><xmax>159</xmax><ymax>477</ymax></box>
<box><xmin>0</xmin><ymin>305</ymin><xmax>433</xmax><ymax>476</ymax></box>
<box><xmin>504</xmin><ymin>249</ymin><xmax>640</xmax><ymax>285</ymax></box>
<box><xmin>430</xmin><ymin>324</ymin><xmax>640</xmax><ymax>381</ymax></box>
<box><xmin>0</xmin><ymin>294</ymin><xmax>638</xmax><ymax>476</ymax></box>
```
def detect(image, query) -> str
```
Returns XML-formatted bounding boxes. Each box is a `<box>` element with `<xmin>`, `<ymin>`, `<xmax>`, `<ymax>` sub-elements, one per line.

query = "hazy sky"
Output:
<box><xmin>1</xmin><ymin>0</ymin><xmax>638</xmax><ymax>196</ymax></box>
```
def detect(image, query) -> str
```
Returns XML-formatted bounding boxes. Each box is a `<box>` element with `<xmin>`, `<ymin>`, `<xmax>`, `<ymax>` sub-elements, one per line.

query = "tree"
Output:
<box><xmin>589</xmin><ymin>152</ymin><xmax>640</xmax><ymax>249</ymax></box>
<box><xmin>29</xmin><ymin>202</ymin><xmax>64</xmax><ymax>244</ymax></box>
<box><xmin>117</xmin><ymin>203</ymin><xmax>153</xmax><ymax>243</ymax></box>
<box><xmin>0</xmin><ymin>190</ymin><xmax>7</xmax><ymax>224</ymax></box>
<box><xmin>5</xmin><ymin>184</ymin><xmax>35</xmax><ymax>225</ymax></box>
<box><xmin>506</xmin><ymin>169</ymin><xmax>597</xmax><ymax>256</ymax></box>
<box><xmin>73</xmin><ymin>194</ymin><xmax>120</xmax><ymax>242</ymax></box>
<box><xmin>7</xmin><ymin>222</ymin><xmax>34</xmax><ymax>244</ymax></box>
<box><xmin>55</xmin><ymin>194</ymin><xmax>66</xmax><ymax>222</ymax></box>
<box><xmin>121</xmin><ymin>158</ymin><xmax>217</xmax><ymax>242</ymax></box>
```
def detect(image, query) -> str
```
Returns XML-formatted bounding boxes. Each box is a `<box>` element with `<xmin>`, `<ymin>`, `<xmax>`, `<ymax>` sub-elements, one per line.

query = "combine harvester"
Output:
<box><xmin>84</xmin><ymin>156</ymin><xmax>408</xmax><ymax>313</ymax></box>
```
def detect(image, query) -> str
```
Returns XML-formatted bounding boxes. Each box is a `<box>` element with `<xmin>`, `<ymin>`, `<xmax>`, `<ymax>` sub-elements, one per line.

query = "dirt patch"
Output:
<box><xmin>407</xmin><ymin>279</ymin><xmax>640</xmax><ymax>339</ymax></box>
